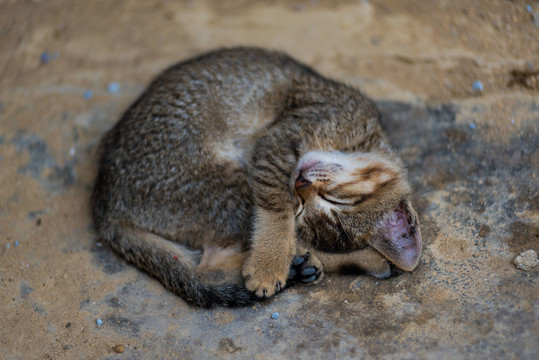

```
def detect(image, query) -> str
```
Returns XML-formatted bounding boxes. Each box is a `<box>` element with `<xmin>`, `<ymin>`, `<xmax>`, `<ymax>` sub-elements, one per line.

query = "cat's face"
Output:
<box><xmin>293</xmin><ymin>151</ymin><xmax>422</xmax><ymax>271</ymax></box>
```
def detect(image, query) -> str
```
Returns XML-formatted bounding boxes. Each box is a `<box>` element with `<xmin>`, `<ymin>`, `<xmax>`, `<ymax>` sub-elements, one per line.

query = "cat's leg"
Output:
<box><xmin>243</xmin><ymin>208</ymin><xmax>297</xmax><ymax>297</ymax></box>
<box><xmin>197</xmin><ymin>243</ymin><xmax>249</xmax><ymax>271</ymax></box>
<box><xmin>195</xmin><ymin>244</ymin><xmax>249</xmax><ymax>287</ymax></box>
<box><xmin>311</xmin><ymin>247</ymin><xmax>391</xmax><ymax>279</ymax></box>
<box><xmin>242</xmin><ymin>130</ymin><xmax>301</xmax><ymax>297</ymax></box>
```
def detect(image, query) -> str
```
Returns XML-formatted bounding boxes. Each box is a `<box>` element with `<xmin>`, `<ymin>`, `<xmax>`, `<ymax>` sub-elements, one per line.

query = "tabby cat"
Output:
<box><xmin>91</xmin><ymin>47</ymin><xmax>422</xmax><ymax>307</ymax></box>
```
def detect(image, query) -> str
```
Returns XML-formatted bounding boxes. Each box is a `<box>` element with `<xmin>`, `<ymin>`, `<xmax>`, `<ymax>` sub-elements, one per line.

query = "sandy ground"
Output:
<box><xmin>1</xmin><ymin>1</ymin><xmax>538</xmax><ymax>359</ymax></box>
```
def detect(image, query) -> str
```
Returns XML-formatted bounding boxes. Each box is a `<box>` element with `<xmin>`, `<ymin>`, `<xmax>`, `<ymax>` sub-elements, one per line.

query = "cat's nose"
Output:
<box><xmin>295</xmin><ymin>174</ymin><xmax>311</xmax><ymax>189</ymax></box>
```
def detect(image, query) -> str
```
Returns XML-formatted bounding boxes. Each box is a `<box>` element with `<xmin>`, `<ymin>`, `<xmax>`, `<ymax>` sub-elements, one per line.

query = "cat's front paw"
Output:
<box><xmin>243</xmin><ymin>256</ymin><xmax>290</xmax><ymax>298</ymax></box>
<box><xmin>288</xmin><ymin>252</ymin><xmax>324</xmax><ymax>283</ymax></box>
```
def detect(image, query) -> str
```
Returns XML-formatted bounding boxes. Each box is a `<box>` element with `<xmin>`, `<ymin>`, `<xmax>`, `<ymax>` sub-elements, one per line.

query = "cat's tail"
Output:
<box><xmin>96</xmin><ymin>225</ymin><xmax>256</xmax><ymax>308</ymax></box>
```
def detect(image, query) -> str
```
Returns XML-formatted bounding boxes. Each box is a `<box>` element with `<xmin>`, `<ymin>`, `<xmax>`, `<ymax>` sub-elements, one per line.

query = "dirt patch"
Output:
<box><xmin>1</xmin><ymin>1</ymin><xmax>538</xmax><ymax>359</ymax></box>
<box><xmin>507</xmin><ymin>222</ymin><xmax>539</xmax><ymax>255</ymax></box>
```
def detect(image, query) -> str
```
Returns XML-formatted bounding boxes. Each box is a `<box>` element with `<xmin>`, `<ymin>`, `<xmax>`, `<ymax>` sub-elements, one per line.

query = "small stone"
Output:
<box><xmin>271</xmin><ymin>312</ymin><xmax>279</xmax><ymax>320</ymax></box>
<box><xmin>114</xmin><ymin>344</ymin><xmax>125</xmax><ymax>353</ymax></box>
<box><xmin>514</xmin><ymin>250</ymin><xmax>538</xmax><ymax>271</ymax></box>
<box><xmin>65</xmin><ymin>322</ymin><xmax>71</xmax><ymax>328</ymax></box>
<box><xmin>472</xmin><ymin>81</ymin><xmax>484</xmax><ymax>92</ymax></box>
<box><xmin>96</xmin><ymin>318</ymin><xmax>103</xmax><ymax>326</ymax></box>
<box><xmin>107</xmin><ymin>82</ymin><xmax>120</xmax><ymax>94</ymax></box>
<box><xmin>84</xmin><ymin>90</ymin><xmax>93</xmax><ymax>100</ymax></box>
<box><xmin>40</xmin><ymin>52</ymin><xmax>50</xmax><ymax>64</ymax></box>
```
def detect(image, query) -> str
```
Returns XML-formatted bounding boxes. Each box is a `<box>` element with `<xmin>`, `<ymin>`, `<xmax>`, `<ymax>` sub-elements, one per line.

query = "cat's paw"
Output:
<box><xmin>288</xmin><ymin>252</ymin><xmax>324</xmax><ymax>284</ymax></box>
<box><xmin>243</xmin><ymin>256</ymin><xmax>290</xmax><ymax>298</ymax></box>
<box><xmin>366</xmin><ymin>259</ymin><xmax>391</xmax><ymax>279</ymax></box>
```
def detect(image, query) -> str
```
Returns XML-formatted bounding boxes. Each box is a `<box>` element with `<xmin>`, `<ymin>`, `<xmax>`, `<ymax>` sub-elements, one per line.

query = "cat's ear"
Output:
<box><xmin>368</xmin><ymin>201</ymin><xmax>422</xmax><ymax>271</ymax></box>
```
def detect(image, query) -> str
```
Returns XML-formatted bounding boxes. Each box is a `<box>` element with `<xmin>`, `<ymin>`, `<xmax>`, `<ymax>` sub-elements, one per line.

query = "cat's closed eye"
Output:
<box><xmin>317</xmin><ymin>192</ymin><xmax>351</xmax><ymax>206</ymax></box>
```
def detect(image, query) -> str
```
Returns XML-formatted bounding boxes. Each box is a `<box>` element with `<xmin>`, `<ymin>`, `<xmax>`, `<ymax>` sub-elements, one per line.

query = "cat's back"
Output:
<box><xmin>92</xmin><ymin>48</ymin><xmax>319</xmax><ymax>232</ymax></box>
<box><xmin>134</xmin><ymin>47</ymin><xmax>313</xmax><ymax>118</ymax></box>
<box><xmin>101</xmin><ymin>48</ymin><xmax>317</xmax><ymax>155</ymax></box>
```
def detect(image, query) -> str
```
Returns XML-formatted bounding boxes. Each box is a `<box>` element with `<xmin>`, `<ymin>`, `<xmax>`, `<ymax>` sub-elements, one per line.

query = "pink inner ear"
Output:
<box><xmin>370</xmin><ymin>204</ymin><xmax>422</xmax><ymax>271</ymax></box>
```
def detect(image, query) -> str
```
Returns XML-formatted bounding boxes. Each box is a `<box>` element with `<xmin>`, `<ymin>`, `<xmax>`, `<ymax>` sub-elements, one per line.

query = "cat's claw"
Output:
<box><xmin>288</xmin><ymin>252</ymin><xmax>323</xmax><ymax>284</ymax></box>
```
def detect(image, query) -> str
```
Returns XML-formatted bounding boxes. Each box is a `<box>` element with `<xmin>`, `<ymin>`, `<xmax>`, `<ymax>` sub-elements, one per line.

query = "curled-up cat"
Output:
<box><xmin>91</xmin><ymin>47</ymin><xmax>422</xmax><ymax>307</ymax></box>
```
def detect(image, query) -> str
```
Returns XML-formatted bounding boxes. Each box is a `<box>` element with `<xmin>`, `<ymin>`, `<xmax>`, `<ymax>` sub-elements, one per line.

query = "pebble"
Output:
<box><xmin>271</xmin><ymin>312</ymin><xmax>279</xmax><ymax>320</ymax></box>
<box><xmin>114</xmin><ymin>344</ymin><xmax>125</xmax><ymax>353</ymax></box>
<box><xmin>472</xmin><ymin>81</ymin><xmax>484</xmax><ymax>92</ymax></box>
<box><xmin>513</xmin><ymin>250</ymin><xmax>538</xmax><ymax>271</ymax></box>
<box><xmin>107</xmin><ymin>82</ymin><xmax>120</xmax><ymax>94</ymax></box>
<box><xmin>84</xmin><ymin>90</ymin><xmax>93</xmax><ymax>100</ymax></box>
<box><xmin>96</xmin><ymin>318</ymin><xmax>103</xmax><ymax>326</ymax></box>
<box><xmin>40</xmin><ymin>52</ymin><xmax>50</xmax><ymax>64</ymax></box>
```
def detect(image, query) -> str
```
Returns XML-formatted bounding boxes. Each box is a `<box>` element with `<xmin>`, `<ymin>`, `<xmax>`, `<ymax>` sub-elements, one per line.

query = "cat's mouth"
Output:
<box><xmin>295</xmin><ymin>200</ymin><xmax>305</xmax><ymax>217</ymax></box>
<box><xmin>295</xmin><ymin>180</ymin><xmax>305</xmax><ymax>218</ymax></box>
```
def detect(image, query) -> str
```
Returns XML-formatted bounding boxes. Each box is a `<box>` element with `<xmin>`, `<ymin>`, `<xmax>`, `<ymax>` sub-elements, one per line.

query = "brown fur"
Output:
<box><xmin>91</xmin><ymin>47</ymin><xmax>422</xmax><ymax>307</ymax></box>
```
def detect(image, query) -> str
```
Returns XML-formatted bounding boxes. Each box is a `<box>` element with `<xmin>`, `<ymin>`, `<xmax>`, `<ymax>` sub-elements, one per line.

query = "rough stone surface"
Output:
<box><xmin>514</xmin><ymin>250</ymin><xmax>539</xmax><ymax>271</ymax></box>
<box><xmin>1</xmin><ymin>1</ymin><xmax>537</xmax><ymax>359</ymax></box>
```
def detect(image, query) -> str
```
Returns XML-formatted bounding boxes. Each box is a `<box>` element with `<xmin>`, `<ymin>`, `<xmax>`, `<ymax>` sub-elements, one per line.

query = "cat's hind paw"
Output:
<box><xmin>288</xmin><ymin>252</ymin><xmax>324</xmax><ymax>284</ymax></box>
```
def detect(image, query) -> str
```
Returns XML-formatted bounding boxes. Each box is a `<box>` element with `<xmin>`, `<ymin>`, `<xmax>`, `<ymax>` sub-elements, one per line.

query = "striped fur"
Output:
<box><xmin>91</xmin><ymin>47</ymin><xmax>421</xmax><ymax>307</ymax></box>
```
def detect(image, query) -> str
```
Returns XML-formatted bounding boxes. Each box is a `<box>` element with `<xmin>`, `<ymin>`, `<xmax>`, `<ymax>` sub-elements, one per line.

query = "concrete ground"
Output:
<box><xmin>1</xmin><ymin>1</ymin><xmax>537</xmax><ymax>359</ymax></box>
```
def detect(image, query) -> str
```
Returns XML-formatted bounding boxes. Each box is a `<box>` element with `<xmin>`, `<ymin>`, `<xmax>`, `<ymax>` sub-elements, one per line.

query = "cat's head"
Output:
<box><xmin>293</xmin><ymin>151</ymin><xmax>422</xmax><ymax>272</ymax></box>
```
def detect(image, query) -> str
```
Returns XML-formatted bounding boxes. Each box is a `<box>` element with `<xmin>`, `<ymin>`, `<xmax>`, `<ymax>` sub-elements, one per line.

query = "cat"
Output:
<box><xmin>91</xmin><ymin>47</ymin><xmax>422</xmax><ymax>307</ymax></box>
